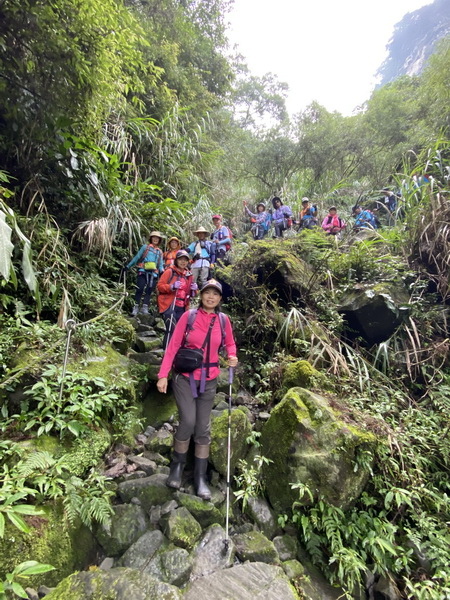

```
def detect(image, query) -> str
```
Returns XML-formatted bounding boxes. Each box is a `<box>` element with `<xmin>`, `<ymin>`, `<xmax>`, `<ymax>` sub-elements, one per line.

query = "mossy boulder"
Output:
<box><xmin>78</xmin><ymin>345</ymin><xmax>137</xmax><ymax>404</ymax></box>
<box><xmin>338</xmin><ymin>283</ymin><xmax>410</xmax><ymax>344</ymax></box>
<box><xmin>233</xmin><ymin>530</ymin><xmax>280</xmax><ymax>564</ymax></box>
<box><xmin>282</xmin><ymin>559</ymin><xmax>304</xmax><ymax>580</ymax></box>
<box><xmin>161</xmin><ymin>506</ymin><xmax>202</xmax><ymax>550</ymax></box>
<box><xmin>260</xmin><ymin>387</ymin><xmax>376</xmax><ymax>512</ymax></box>
<box><xmin>118</xmin><ymin>529</ymin><xmax>167</xmax><ymax>569</ymax></box>
<box><xmin>95</xmin><ymin>504</ymin><xmax>149</xmax><ymax>556</ymax></box>
<box><xmin>44</xmin><ymin>567</ymin><xmax>182</xmax><ymax>600</ymax></box>
<box><xmin>145</xmin><ymin>429</ymin><xmax>174</xmax><ymax>454</ymax></box>
<box><xmin>117</xmin><ymin>473</ymin><xmax>172</xmax><ymax>510</ymax></box>
<box><xmin>282</xmin><ymin>360</ymin><xmax>320</xmax><ymax>391</ymax></box>
<box><xmin>210</xmin><ymin>408</ymin><xmax>251</xmax><ymax>476</ymax></box>
<box><xmin>225</xmin><ymin>239</ymin><xmax>319</xmax><ymax>306</ymax></box>
<box><xmin>0</xmin><ymin>503</ymin><xmax>97</xmax><ymax>588</ymax></box>
<box><xmin>142</xmin><ymin>389</ymin><xmax>178</xmax><ymax>429</ymax></box>
<box><xmin>175</xmin><ymin>492</ymin><xmax>225</xmax><ymax>528</ymax></box>
<box><xmin>105</xmin><ymin>313</ymin><xmax>136</xmax><ymax>355</ymax></box>
<box><xmin>273</xmin><ymin>535</ymin><xmax>299</xmax><ymax>561</ymax></box>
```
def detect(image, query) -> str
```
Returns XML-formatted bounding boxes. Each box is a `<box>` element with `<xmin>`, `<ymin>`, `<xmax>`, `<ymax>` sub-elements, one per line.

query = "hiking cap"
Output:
<box><xmin>200</xmin><ymin>279</ymin><xmax>223</xmax><ymax>295</ymax></box>
<box><xmin>257</xmin><ymin>202</ymin><xmax>266</xmax><ymax>209</ymax></box>
<box><xmin>167</xmin><ymin>236</ymin><xmax>181</xmax><ymax>245</ymax></box>
<box><xmin>149</xmin><ymin>231</ymin><xmax>164</xmax><ymax>242</ymax></box>
<box><xmin>302</xmin><ymin>197</ymin><xmax>309</xmax><ymax>204</ymax></box>
<box><xmin>211</xmin><ymin>214</ymin><xmax>222</xmax><ymax>220</ymax></box>
<box><xmin>328</xmin><ymin>206</ymin><xmax>337</xmax><ymax>211</ymax></box>
<box><xmin>194</xmin><ymin>226</ymin><xmax>209</xmax><ymax>235</ymax></box>
<box><xmin>174</xmin><ymin>249</ymin><xmax>190</xmax><ymax>263</ymax></box>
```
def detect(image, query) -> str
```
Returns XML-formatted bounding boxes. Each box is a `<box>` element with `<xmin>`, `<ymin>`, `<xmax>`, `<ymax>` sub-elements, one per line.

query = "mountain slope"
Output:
<box><xmin>377</xmin><ymin>0</ymin><xmax>450</xmax><ymax>85</ymax></box>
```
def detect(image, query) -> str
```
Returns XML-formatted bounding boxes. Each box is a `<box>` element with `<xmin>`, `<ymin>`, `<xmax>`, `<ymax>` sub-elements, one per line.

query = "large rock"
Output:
<box><xmin>44</xmin><ymin>567</ymin><xmax>182</xmax><ymax>600</ymax></box>
<box><xmin>260</xmin><ymin>388</ymin><xmax>376</xmax><ymax>512</ymax></box>
<box><xmin>117</xmin><ymin>473</ymin><xmax>172</xmax><ymax>510</ymax></box>
<box><xmin>183</xmin><ymin>562</ymin><xmax>300</xmax><ymax>600</ymax></box>
<box><xmin>233</xmin><ymin>530</ymin><xmax>279</xmax><ymax>563</ymax></box>
<box><xmin>175</xmin><ymin>492</ymin><xmax>225</xmax><ymax>528</ymax></box>
<box><xmin>224</xmin><ymin>239</ymin><xmax>319</xmax><ymax>307</ymax></box>
<box><xmin>338</xmin><ymin>283</ymin><xmax>409</xmax><ymax>344</ymax></box>
<box><xmin>118</xmin><ymin>530</ymin><xmax>192</xmax><ymax>586</ymax></box>
<box><xmin>245</xmin><ymin>497</ymin><xmax>278</xmax><ymax>539</ymax></box>
<box><xmin>96</xmin><ymin>504</ymin><xmax>149</xmax><ymax>556</ymax></box>
<box><xmin>160</xmin><ymin>506</ymin><xmax>202</xmax><ymax>549</ymax></box>
<box><xmin>210</xmin><ymin>408</ymin><xmax>251</xmax><ymax>476</ymax></box>
<box><xmin>273</xmin><ymin>534</ymin><xmax>299</xmax><ymax>561</ymax></box>
<box><xmin>118</xmin><ymin>530</ymin><xmax>167</xmax><ymax>569</ymax></box>
<box><xmin>191</xmin><ymin>525</ymin><xmax>235</xmax><ymax>579</ymax></box>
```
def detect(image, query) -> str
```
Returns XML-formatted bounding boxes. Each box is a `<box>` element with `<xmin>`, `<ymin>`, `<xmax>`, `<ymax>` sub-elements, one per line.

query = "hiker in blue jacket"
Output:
<box><xmin>126</xmin><ymin>231</ymin><xmax>164</xmax><ymax>316</ymax></box>
<box><xmin>271</xmin><ymin>196</ymin><xmax>292</xmax><ymax>238</ymax></box>
<box><xmin>211</xmin><ymin>214</ymin><xmax>232</xmax><ymax>264</ymax></box>
<box><xmin>243</xmin><ymin>200</ymin><xmax>271</xmax><ymax>239</ymax></box>
<box><xmin>187</xmin><ymin>226</ymin><xmax>216</xmax><ymax>289</ymax></box>
<box><xmin>353</xmin><ymin>206</ymin><xmax>377</xmax><ymax>230</ymax></box>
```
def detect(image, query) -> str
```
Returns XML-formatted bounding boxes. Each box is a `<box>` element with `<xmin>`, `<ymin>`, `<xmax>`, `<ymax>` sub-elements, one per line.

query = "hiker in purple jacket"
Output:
<box><xmin>271</xmin><ymin>197</ymin><xmax>292</xmax><ymax>238</ymax></box>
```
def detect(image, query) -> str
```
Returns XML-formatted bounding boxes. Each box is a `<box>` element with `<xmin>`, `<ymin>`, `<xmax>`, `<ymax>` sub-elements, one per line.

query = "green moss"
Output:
<box><xmin>0</xmin><ymin>503</ymin><xmax>97</xmax><ymax>588</ymax></box>
<box><xmin>261</xmin><ymin>388</ymin><xmax>377</xmax><ymax>512</ymax></box>
<box><xmin>63</xmin><ymin>428</ymin><xmax>111</xmax><ymax>476</ymax></box>
<box><xmin>34</xmin><ymin>435</ymin><xmax>61</xmax><ymax>454</ymax></box>
<box><xmin>210</xmin><ymin>408</ymin><xmax>251</xmax><ymax>476</ymax></box>
<box><xmin>175</xmin><ymin>492</ymin><xmax>224</xmax><ymax>527</ymax></box>
<box><xmin>282</xmin><ymin>360</ymin><xmax>320</xmax><ymax>390</ymax></box>
<box><xmin>104</xmin><ymin>313</ymin><xmax>136</xmax><ymax>355</ymax></box>
<box><xmin>162</xmin><ymin>507</ymin><xmax>202</xmax><ymax>550</ymax></box>
<box><xmin>78</xmin><ymin>346</ymin><xmax>136</xmax><ymax>403</ymax></box>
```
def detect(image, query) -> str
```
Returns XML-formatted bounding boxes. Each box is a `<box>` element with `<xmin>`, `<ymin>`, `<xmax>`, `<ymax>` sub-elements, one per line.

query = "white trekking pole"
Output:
<box><xmin>224</xmin><ymin>366</ymin><xmax>234</xmax><ymax>552</ymax></box>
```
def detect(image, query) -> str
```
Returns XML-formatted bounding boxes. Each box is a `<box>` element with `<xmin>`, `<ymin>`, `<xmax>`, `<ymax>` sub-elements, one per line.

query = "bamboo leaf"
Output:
<box><xmin>22</xmin><ymin>241</ymin><xmax>38</xmax><ymax>293</ymax></box>
<box><xmin>0</xmin><ymin>210</ymin><xmax>14</xmax><ymax>281</ymax></box>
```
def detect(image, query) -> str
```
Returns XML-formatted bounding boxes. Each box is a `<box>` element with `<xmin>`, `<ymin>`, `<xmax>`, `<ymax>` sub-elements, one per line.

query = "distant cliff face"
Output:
<box><xmin>376</xmin><ymin>0</ymin><xmax>450</xmax><ymax>86</ymax></box>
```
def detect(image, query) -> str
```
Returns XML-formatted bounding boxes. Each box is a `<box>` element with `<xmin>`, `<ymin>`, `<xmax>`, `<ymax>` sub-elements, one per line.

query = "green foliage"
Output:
<box><xmin>0</xmin><ymin>560</ymin><xmax>55</xmax><ymax>600</ymax></box>
<box><xmin>234</xmin><ymin>439</ymin><xmax>273</xmax><ymax>511</ymax></box>
<box><xmin>17</xmin><ymin>367</ymin><xmax>126</xmax><ymax>439</ymax></box>
<box><xmin>0</xmin><ymin>442</ymin><xmax>114</xmax><ymax>533</ymax></box>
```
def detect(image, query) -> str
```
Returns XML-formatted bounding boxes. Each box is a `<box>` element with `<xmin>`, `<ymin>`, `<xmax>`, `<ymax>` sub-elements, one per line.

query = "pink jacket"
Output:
<box><xmin>321</xmin><ymin>214</ymin><xmax>345</xmax><ymax>232</ymax></box>
<box><xmin>157</xmin><ymin>308</ymin><xmax>237</xmax><ymax>380</ymax></box>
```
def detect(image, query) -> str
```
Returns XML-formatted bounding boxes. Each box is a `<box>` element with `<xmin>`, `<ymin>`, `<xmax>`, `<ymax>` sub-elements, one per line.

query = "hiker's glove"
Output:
<box><xmin>283</xmin><ymin>212</ymin><xmax>290</xmax><ymax>218</ymax></box>
<box><xmin>190</xmin><ymin>283</ymin><xmax>198</xmax><ymax>291</ymax></box>
<box><xmin>172</xmin><ymin>281</ymin><xmax>182</xmax><ymax>290</ymax></box>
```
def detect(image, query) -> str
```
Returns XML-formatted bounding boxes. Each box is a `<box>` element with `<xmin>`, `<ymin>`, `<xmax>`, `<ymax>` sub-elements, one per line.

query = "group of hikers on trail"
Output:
<box><xmin>243</xmin><ymin>191</ymin><xmax>397</xmax><ymax>240</ymax></box>
<box><xmin>124</xmin><ymin>215</ymin><xmax>237</xmax><ymax>501</ymax></box>
<box><xmin>122</xmin><ymin>190</ymin><xmax>396</xmax><ymax>501</ymax></box>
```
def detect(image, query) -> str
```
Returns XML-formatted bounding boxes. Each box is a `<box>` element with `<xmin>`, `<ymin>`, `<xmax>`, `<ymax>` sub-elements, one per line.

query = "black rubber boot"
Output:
<box><xmin>166</xmin><ymin>451</ymin><xmax>187</xmax><ymax>489</ymax></box>
<box><xmin>194</xmin><ymin>457</ymin><xmax>211</xmax><ymax>501</ymax></box>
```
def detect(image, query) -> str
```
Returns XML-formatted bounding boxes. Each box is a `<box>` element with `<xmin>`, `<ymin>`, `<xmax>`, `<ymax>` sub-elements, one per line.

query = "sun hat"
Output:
<box><xmin>167</xmin><ymin>236</ymin><xmax>181</xmax><ymax>245</ymax></box>
<box><xmin>149</xmin><ymin>231</ymin><xmax>164</xmax><ymax>242</ymax></box>
<box><xmin>200</xmin><ymin>279</ymin><xmax>223</xmax><ymax>295</ymax></box>
<box><xmin>302</xmin><ymin>197</ymin><xmax>309</xmax><ymax>204</ymax></box>
<box><xmin>257</xmin><ymin>202</ymin><xmax>265</xmax><ymax>209</ymax></box>
<box><xmin>194</xmin><ymin>226</ymin><xmax>209</xmax><ymax>235</ymax></box>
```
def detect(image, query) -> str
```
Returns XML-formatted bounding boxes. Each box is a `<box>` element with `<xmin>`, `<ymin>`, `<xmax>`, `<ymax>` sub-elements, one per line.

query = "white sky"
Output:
<box><xmin>227</xmin><ymin>0</ymin><xmax>434</xmax><ymax>116</ymax></box>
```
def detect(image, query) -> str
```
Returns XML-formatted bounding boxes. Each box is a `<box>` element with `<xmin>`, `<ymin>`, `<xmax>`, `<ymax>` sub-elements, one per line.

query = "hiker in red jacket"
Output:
<box><xmin>157</xmin><ymin>250</ymin><xmax>197</xmax><ymax>348</ymax></box>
